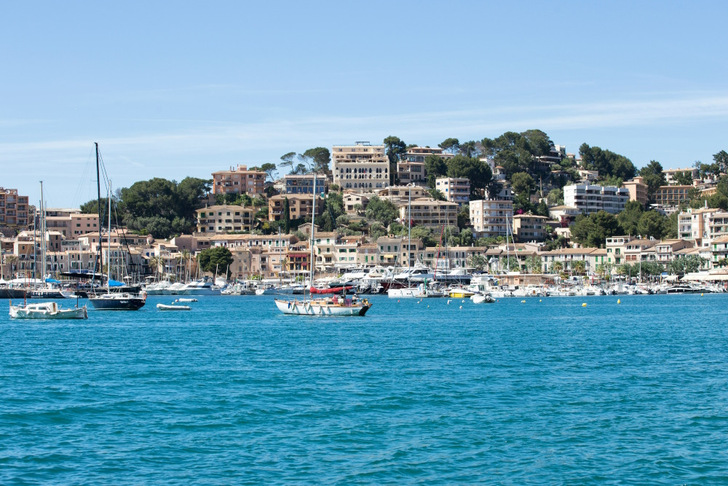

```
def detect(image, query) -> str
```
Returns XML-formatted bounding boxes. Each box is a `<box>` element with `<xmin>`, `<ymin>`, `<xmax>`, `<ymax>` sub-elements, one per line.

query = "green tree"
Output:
<box><xmin>369</xmin><ymin>223</ymin><xmax>387</xmax><ymax>240</ymax></box>
<box><xmin>639</xmin><ymin>160</ymin><xmax>666</xmax><ymax>204</ymax></box>
<box><xmin>364</xmin><ymin>196</ymin><xmax>398</xmax><ymax>227</ymax></box>
<box><xmin>468</xmin><ymin>254</ymin><xmax>487</xmax><ymax>271</ymax></box>
<box><xmin>303</xmin><ymin>147</ymin><xmax>331</xmax><ymax>175</ymax></box>
<box><xmin>672</xmin><ymin>171</ymin><xmax>694</xmax><ymax>186</ymax></box>
<box><xmin>637</xmin><ymin>211</ymin><xmax>666</xmax><ymax>239</ymax></box>
<box><xmin>259</xmin><ymin>163</ymin><xmax>277</xmax><ymax>182</ymax></box>
<box><xmin>617</xmin><ymin>200</ymin><xmax>644</xmax><ymax>236</ymax></box>
<box><xmin>446</xmin><ymin>155</ymin><xmax>492</xmax><ymax>198</ymax></box>
<box><xmin>547</xmin><ymin>188</ymin><xmax>564</xmax><ymax>206</ymax></box>
<box><xmin>197</xmin><ymin>246</ymin><xmax>233</xmax><ymax>276</ymax></box>
<box><xmin>459</xmin><ymin>140</ymin><xmax>479</xmax><ymax>158</ymax></box>
<box><xmin>439</xmin><ymin>138</ymin><xmax>460</xmax><ymax>154</ymax></box>
<box><xmin>283</xmin><ymin>197</ymin><xmax>291</xmax><ymax>234</ymax></box>
<box><xmin>383</xmin><ymin>136</ymin><xmax>407</xmax><ymax>185</ymax></box>
<box><xmin>425</xmin><ymin>155</ymin><xmax>448</xmax><ymax>188</ymax></box>
<box><xmin>280</xmin><ymin>152</ymin><xmax>298</xmax><ymax>173</ymax></box>
<box><xmin>570</xmin><ymin>211</ymin><xmax>620</xmax><ymax>248</ymax></box>
<box><xmin>714</xmin><ymin>150</ymin><xmax>728</xmax><ymax>173</ymax></box>
<box><xmin>579</xmin><ymin>143</ymin><xmax>636</xmax><ymax>180</ymax></box>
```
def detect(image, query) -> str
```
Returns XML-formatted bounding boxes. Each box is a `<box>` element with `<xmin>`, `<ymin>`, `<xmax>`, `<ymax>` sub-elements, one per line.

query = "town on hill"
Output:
<box><xmin>2</xmin><ymin>130</ymin><xmax>728</xmax><ymax>284</ymax></box>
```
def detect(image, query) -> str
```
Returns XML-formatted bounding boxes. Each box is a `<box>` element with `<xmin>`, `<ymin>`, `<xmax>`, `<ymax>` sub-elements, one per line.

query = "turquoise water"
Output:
<box><xmin>2</xmin><ymin>294</ymin><xmax>728</xmax><ymax>484</ymax></box>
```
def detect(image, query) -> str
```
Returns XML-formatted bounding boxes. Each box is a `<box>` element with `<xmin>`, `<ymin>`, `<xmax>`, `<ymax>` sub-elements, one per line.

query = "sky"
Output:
<box><xmin>2</xmin><ymin>0</ymin><xmax>727</xmax><ymax>209</ymax></box>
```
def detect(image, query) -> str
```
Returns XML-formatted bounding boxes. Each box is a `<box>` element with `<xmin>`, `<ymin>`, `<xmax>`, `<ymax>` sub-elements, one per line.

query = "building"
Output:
<box><xmin>283</xmin><ymin>173</ymin><xmax>327</xmax><ymax>195</ymax></box>
<box><xmin>343</xmin><ymin>193</ymin><xmax>369</xmax><ymax>215</ymax></box>
<box><xmin>512</xmin><ymin>214</ymin><xmax>548</xmax><ymax>242</ymax></box>
<box><xmin>564</xmin><ymin>184</ymin><xmax>629</xmax><ymax>214</ymax></box>
<box><xmin>623</xmin><ymin>176</ymin><xmax>648</xmax><ymax>206</ymax></box>
<box><xmin>676</xmin><ymin>206</ymin><xmax>728</xmax><ymax>246</ymax></box>
<box><xmin>548</xmin><ymin>205</ymin><xmax>580</xmax><ymax>227</ymax></box>
<box><xmin>44</xmin><ymin>209</ymin><xmax>99</xmax><ymax>239</ymax></box>
<box><xmin>268</xmin><ymin>194</ymin><xmax>323</xmax><ymax>222</ymax></box>
<box><xmin>399</xmin><ymin>198</ymin><xmax>458</xmax><ymax>229</ymax></box>
<box><xmin>195</xmin><ymin>205</ymin><xmax>256</xmax><ymax>233</ymax></box>
<box><xmin>376</xmin><ymin>236</ymin><xmax>424</xmax><ymax>267</ymax></box>
<box><xmin>332</xmin><ymin>142</ymin><xmax>389</xmax><ymax>192</ymax></box>
<box><xmin>211</xmin><ymin>165</ymin><xmax>266</xmax><ymax>196</ymax></box>
<box><xmin>435</xmin><ymin>177</ymin><xmax>470</xmax><ymax>206</ymax></box>
<box><xmin>0</xmin><ymin>188</ymin><xmax>30</xmax><ymax>228</ymax></box>
<box><xmin>469</xmin><ymin>199</ymin><xmax>513</xmax><ymax>238</ymax></box>
<box><xmin>398</xmin><ymin>146</ymin><xmax>453</xmax><ymax>185</ymax></box>
<box><xmin>664</xmin><ymin>168</ymin><xmax>698</xmax><ymax>185</ymax></box>
<box><xmin>654</xmin><ymin>185</ymin><xmax>693</xmax><ymax>207</ymax></box>
<box><xmin>377</xmin><ymin>185</ymin><xmax>427</xmax><ymax>205</ymax></box>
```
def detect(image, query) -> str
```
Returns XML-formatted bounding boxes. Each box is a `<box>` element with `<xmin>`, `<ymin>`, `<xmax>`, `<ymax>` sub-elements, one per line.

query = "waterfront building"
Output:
<box><xmin>399</xmin><ymin>198</ymin><xmax>458</xmax><ymax>229</ymax></box>
<box><xmin>435</xmin><ymin>177</ymin><xmax>470</xmax><ymax>206</ymax></box>
<box><xmin>539</xmin><ymin>247</ymin><xmax>598</xmax><ymax>274</ymax></box>
<box><xmin>623</xmin><ymin>177</ymin><xmax>649</xmax><ymax>206</ymax></box>
<box><xmin>564</xmin><ymin>184</ymin><xmax>629</xmax><ymax>214</ymax></box>
<box><xmin>512</xmin><ymin>214</ymin><xmax>548</xmax><ymax>242</ymax></box>
<box><xmin>355</xmin><ymin>243</ymin><xmax>379</xmax><ymax>266</ymax></box>
<box><xmin>469</xmin><ymin>199</ymin><xmax>513</xmax><ymax>238</ymax></box>
<box><xmin>710</xmin><ymin>235</ymin><xmax>728</xmax><ymax>266</ymax></box>
<box><xmin>211</xmin><ymin>165</ymin><xmax>266</xmax><ymax>196</ymax></box>
<box><xmin>655</xmin><ymin>239</ymin><xmax>695</xmax><ymax>264</ymax></box>
<box><xmin>332</xmin><ymin>142</ymin><xmax>389</xmax><ymax>192</ymax></box>
<box><xmin>267</xmin><ymin>194</ymin><xmax>323</xmax><ymax>222</ymax></box>
<box><xmin>283</xmin><ymin>173</ymin><xmax>328</xmax><ymax>195</ymax></box>
<box><xmin>376</xmin><ymin>236</ymin><xmax>424</xmax><ymax>267</ymax></box>
<box><xmin>195</xmin><ymin>205</ymin><xmax>256</xmax><ymax>233</ymax></box>
<box><xmin>0</xmin><ymin>188</ymin><xmax>30</xmax><ymax>229</ymax></box>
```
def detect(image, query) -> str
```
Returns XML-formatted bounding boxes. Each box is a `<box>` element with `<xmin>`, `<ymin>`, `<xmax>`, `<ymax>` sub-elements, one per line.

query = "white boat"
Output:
<box><xmin>175</xmin><ymin>298</ymin><xmax>197</xmax><ymax>303</ymax></box>
<box><xmin>275</xmin><ymin>174</ymin><xmax>371</xmax><ymax>317</ymax></box>
<box><xmin>471</xmin><ymin>293</ymin><xmax>496</xmax><ymax>304</ymax></box>
<box><xmin>9</xmin><ymin>301</ymin><xmax>88</xmax><ymax>320</ymax></box>
<box><xmin>156</xmin><ymin>303</ymin><xmax>191</xmax><ymax>311</ymax></box>
<box><xmin>274</xmin><ymin>295</ymin><xmax>371</xmax><ymax>316</ymax></box>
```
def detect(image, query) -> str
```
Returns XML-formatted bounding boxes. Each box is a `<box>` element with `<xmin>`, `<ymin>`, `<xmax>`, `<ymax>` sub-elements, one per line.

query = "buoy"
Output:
<box><xmin>447</xmin><ymin>300</ymin><xmax>451</xmax><ymax>304</ymax></box>
<box><xmin>539</xmin><ymin>299</ymin><xmax>542</xmax><ymax>302</ymax></box>
<box><xmin>701</xmin><ymin>293</ymin><xmax>704</xmax><ymax>296</ymax></box>
<box><xmin>462</xmin><ymin>300</ymin><xmax>465</xmax><ymax>303</ymax></box>
<box><xmin>521</xmin><ymin>300</ymin><xmax>526</xmax><ymax>303</ymax></box>
<box><xmin>582</xmin><ymin>303</ymin><xmax>587</xmax><ymax>307</ymax></box>
<box><xmin>617</xmin><ymin>299</ymin><xmax>621</xmax><ymax>304</ymax></box>
<box><xmin>459</xmin><ymin>305</ymin><xmax>463</xmax><ymax>309</ymax></box>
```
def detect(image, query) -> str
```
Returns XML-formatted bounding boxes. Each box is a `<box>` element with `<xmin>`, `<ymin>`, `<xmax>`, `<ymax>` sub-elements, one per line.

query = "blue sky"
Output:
<box><xmin>2</xmin><ymin>0</ymin><xmax>727</xmax><ymax>208</ymax></box>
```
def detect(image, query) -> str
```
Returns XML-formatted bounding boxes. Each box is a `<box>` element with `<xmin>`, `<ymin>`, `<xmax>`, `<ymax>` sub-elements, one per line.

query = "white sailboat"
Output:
<box><xmin>274</xmin><ymin>174</ymin><xmax>372</xmax><ymax>316</ymax></box>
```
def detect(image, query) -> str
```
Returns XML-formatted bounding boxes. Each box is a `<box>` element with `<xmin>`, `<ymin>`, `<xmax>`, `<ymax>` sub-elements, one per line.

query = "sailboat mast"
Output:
<box><xmin>107</xmin><ymin>180</ymin><xmax>112</xmax><ymax>290</ymax></box>
<box><xmin>39</xmin><ymin>180</ymin><xmax>45</xmax><ymax>283</ymax></box>
<box><xmin>95</xmin><ymin>142</ymin><xmax>102</xmax><ymax>285</ymax></box>
<box><xmin>309</xmin><ymin>174</ymin><xmax>317</xmax><ymax>288</ymax></box>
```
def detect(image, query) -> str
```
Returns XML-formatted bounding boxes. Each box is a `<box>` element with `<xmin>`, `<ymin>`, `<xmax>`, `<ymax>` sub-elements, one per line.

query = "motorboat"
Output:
<box><xmin>275</xmin><ymin>294</ymin><xmax>372</xmax><ymax>316</ymax></box>
<box><xmin>9</xmin><ymin>301</ymin><xmax>88</xmax><ymax>320</ymax></box>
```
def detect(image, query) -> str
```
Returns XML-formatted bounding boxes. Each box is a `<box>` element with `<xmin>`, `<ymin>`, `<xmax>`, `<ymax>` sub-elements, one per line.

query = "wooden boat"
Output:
<box><xmin>9</xmin><ymin>301</ymin><xmax>88</xmax><ymax>320</ymax></box>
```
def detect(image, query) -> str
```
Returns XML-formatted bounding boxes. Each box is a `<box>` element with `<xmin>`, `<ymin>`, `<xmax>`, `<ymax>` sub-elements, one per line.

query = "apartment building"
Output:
<box><xmin>377</xmin><ymin>186</ymin><xmax>427</xmax><ymax>205</ymax></box>
<box><xmin>654</xmin><ymin>185</ymin><xmax>693</xmax><ymax>207</ymax></box>
<box><xmin>0</xmin><ymin>188</ymin><xmax>30</xmax><ymax>228</ymax></box>
<box><xmin>435</xmin><ymin>177</ymin><xmax>470</xmax><ymax>206</ymax></box>
<box><xmin>469</xmin><ymin>199</ymin><xmax>513</xmax><ymax>238</ymax></box>
<box><xmin>211</xmin><ymin>165</ymin><xmax>266</xmax><ymax>196</ymax></box>
<box><xmin>664</xmin><ymin>168</ymin><xmax>698</xmax><ymax>185</ymax></box>
<box><xmin>399</xmin><ymin>198</ymin><xmax>458</xmax><ymax>229</ymax></box>
<box><xmin>45</xmin><ymin>209</ymin><xmax>99</xmax><ymax>238</ymax></box>
<box><xmin>268</xmin><ymin>194</ymin><xmax>323</xmax><ymax>222</ymax></box>
<box><xmin>623</xmin><ymin>176</ymin><xmax>649</xmax><ymax>206</ymax></box>
<box><xmin>512</xmin><ymin>214</ymin><xmax>548</xmax><ymax>242</ymax></box>
<box><xmin>332</xmin><ymin>142</ymin><xmax>389</xmax><ymax>192</ymax></box>
<box><xmin>564</xmin><ymin>184</ymin><xmax>629</xmax><ymax>214</ymax></box>
<box><xmin>195</xmin><ymin>205</ymin><xmax>256</xmax><ymax>233</ymax></box>
<box><xmin>343</xmin><ymin>193</ymin><xmax>369</xmax><ymax>215</ymax></box>
<box><xmin>676</xmin><ymin>207</ymin><xmax>728</xmax><ymax>246</ymax></box>
<box><xmin>283</xmin><ymin>173</ymin><xmax>327</xmax><ymax>195</ymax></box>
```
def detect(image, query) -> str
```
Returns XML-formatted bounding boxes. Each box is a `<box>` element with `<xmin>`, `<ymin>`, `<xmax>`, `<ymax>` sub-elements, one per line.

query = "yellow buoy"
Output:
<box><xmin>582</xmin><ymin>303</ymin><xmax>587</xmax><ymax>307</ymax></box>
<box><xmin>617</xmin><ymin>299</ymin><xmax>621</xmax><ymax>304</ymax></box>
<box><xmin>701</xmin><ymin>293</ymin><xmax>704</xmax><ymax>296</ymax></box>
<box><xmin>521</xmin><ymin>300</ymin><xmax>526</xmax><ymax>303</ymax></box>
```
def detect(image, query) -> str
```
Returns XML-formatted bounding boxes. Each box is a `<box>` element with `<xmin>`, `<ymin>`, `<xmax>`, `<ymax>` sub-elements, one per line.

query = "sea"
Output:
<box><xmin>2</xmin><ymin>293</ymin><xmax>728</xmax><ymax>484</ymax></box>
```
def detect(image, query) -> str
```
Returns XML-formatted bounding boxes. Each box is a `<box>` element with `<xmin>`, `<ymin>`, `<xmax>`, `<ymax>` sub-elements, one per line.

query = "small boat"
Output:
<box><xmin>471</xmin><ymin>293</ymin><xmax>496</xmax><ymax>304</ymax></box>
<box><xmin>175</xmin><ymin>298</ymin><xmax>198</xmax><ymax>303</ymax></box>
<box><xmin>449</xmin><ymin>287</ymin><xmax>475</xmax><ymax>298</ymax></box>
<box><xmin>9</xmin><ymin>301</ymin><xmax>88</xmax><ymax>320</ymax></box>
<box><xmin>156</xmin><ymin>303</ymin><xmax>191</xmax><ymax>311</ymax></box>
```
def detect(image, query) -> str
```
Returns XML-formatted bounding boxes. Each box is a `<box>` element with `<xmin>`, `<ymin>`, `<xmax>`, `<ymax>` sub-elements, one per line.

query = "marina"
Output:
<box><xmin>2</xmin><ymin>293</ymin><xmax>728</xmax><ymax>483</ymax></box>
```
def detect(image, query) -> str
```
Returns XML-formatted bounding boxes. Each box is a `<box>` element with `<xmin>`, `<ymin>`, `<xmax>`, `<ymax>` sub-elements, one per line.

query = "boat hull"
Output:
<box><xmin>275</xmin><ymin>299</ymin><xmax>371</xmax><ymax>316</ymax></box>
<box><xmin>89</xmin><ymin>294</ymin><xmax>146</xmax><ymax>310</ymax></box>
<box><xmin>9</xmin><ymin>303</ymin><xmax>88</xmax><ymax>319</ymax></box>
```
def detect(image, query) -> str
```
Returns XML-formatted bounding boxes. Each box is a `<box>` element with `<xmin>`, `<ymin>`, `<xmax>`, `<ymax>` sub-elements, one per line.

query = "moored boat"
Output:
<box><xmin>9</xmin><ymin>301</ymin><xmax>88</xmax><ymax>320</ymax></box>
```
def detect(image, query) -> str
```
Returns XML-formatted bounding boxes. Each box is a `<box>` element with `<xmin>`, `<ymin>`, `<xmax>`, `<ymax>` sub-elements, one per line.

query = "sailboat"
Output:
<box><xmin>274</xmin><ymin>174</ymin><xmax>371</xmax><ymax>316</ymax></box>
<box><xmin>88</xmin><ymin>143</ymin><xmax>146</xmax><ymax>311</ymax></box>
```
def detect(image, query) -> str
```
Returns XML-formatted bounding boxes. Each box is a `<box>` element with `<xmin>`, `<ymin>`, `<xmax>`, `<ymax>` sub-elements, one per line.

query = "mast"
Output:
<box><xmin>309</xmin><ymin>174</ymin><xmax>317</xmax><ymax>291</ymax></box>
<box><xmin>39</xmin><ymin>180</ymin><xmax>45</xmax><ymax>285</ymax></box>
<box><xmin>107</xmin><ymin>180</ymin><xmax>112</xmax><ymax>292</ymax></box>
<box><xmin>95</xmin><ymin>142</ymin><xmax>102</xmax><ymax>288</ymax></box>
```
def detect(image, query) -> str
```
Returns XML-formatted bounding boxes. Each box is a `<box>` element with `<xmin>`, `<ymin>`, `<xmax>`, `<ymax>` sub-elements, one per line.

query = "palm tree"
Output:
<box><xmin>573</xmin><ymin>260</ymin><xmax>586</xmax><ymax>276</ymax></box>
<box><xmin>148</xmin><ymin>256</ymin><xmax>162</xmax><ymax>281</ymax></box>
<box><xmin>552</xmin><ymin>261</ymin><xmax>563</xmax><ymax>274</ymax></box>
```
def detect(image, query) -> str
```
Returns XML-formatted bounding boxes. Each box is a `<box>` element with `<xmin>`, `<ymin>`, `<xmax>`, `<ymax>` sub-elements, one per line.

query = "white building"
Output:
<box><xmin>332</xmin><ymin>142</ymin><xmax>389</xmax><ymax>193</ymax></box>
<box><xmin>564</xmin><ymin>184</ymin><xmax>629</xmax><ymax>214</ymax></box>
<box><xmin>469</xmin><ymin>199</ymin><xmax>513</xmax><ymax>238</ymax></box>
